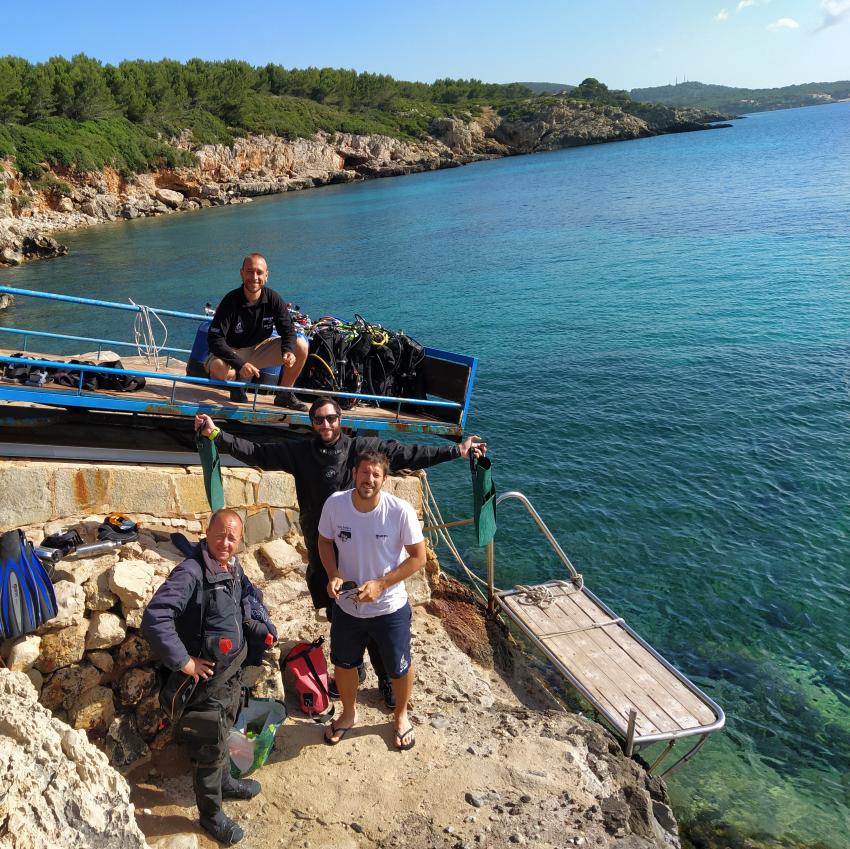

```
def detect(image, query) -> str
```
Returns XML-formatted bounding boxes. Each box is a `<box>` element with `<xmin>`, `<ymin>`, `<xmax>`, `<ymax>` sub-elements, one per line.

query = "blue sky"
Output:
<box><xmin>1</xmin><ymin>0</ymin><xmax>847</xmax><ymax>90</ymax></box>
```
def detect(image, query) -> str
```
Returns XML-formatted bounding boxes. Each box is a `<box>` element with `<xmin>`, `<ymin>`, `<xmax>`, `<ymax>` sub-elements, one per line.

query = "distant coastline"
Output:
<box><xmin>0</xmin><ymin>98</ymin><xmax>729</xmax><ymax>267</ymax></box>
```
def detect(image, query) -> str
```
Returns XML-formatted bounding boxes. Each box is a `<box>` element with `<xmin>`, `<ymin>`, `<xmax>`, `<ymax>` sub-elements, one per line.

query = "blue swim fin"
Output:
<box><xmin>0</xmin><ymin>530</ymin><xmax>58</xmax><ymax>640</ymax></box>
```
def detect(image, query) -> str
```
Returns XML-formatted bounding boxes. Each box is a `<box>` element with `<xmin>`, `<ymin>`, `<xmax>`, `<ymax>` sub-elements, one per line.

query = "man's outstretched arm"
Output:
<box><xmin>194</xmin><ymin>413</ymin><xmax>297</xmax><ymax>472</ymax></box>
<box><xmin>374</xmin><ymin>434</ymin><xmax>487</xmax><ymax>473</ymax></box>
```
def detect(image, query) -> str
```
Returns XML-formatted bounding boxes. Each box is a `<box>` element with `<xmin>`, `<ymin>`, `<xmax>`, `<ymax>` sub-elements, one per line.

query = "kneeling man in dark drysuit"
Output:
<box><xmin>141</xmin><ymin>509</ymin><xmax>261</xmax><ymax>846</ymax></box>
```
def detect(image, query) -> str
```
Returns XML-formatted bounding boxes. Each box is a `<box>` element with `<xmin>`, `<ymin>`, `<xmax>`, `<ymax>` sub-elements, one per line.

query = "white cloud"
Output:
<box><xmin>737</xmin><ymin>0</ymin><xmax>755</xmax><ymax>9</ymax></box>
<box><xmin>767</xmin><ymin>16</ymin><xmax>800</xmax><ymax>30</ymax></box>
<box><xmin>815</xmin><ymin>0</ymin><xmax>850</xmax><ymax>31</ymax></box>
<box><xmin>714</xmin><ymin>8</ymin><xmax>730</xmax><ymax>21</ymax></box>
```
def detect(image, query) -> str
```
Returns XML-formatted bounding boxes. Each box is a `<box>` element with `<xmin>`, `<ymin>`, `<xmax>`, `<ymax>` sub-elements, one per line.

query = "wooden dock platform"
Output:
<box><xmin>499</xmin><ymin>581</ymin><xmax>721</xmax><ymax>746</ymax></box>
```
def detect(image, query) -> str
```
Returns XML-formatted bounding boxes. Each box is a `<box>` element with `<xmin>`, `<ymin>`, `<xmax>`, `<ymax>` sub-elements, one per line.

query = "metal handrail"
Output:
<box><xmin>486</xmin><ymin>490</ymin><xmax>582</xmax><ymax>611</ymax></box>
<box><xmin>0</xmin><ymin>326</ymin><xmax>191</xmax><ymax>357</ymax></box>
<box><xmin>0</xmin><ymin>354</ymin><xmax>462</xmax><ymax>411</ymax></box>
<box><xmin>0</xmin><ymin>285</ymin><xmax>207</xmax><ymax>321</ymax></box>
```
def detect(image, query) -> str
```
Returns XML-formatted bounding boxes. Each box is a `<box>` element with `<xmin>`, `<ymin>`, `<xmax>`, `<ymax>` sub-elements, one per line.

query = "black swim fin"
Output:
<box><xmin>0</xmin><ymin>530</ymin><xmax>58</xmax><ymax>641</ymax></box>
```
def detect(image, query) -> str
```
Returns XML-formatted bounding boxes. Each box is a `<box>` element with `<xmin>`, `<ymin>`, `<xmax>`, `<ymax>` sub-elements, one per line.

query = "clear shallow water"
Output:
<box><xmin>3</xmin><ymin>102</ymin><xmax>850</xmax><ymax>845</ymax></box>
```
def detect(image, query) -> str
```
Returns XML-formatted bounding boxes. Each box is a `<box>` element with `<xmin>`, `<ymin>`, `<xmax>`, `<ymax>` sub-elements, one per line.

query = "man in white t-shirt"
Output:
<box><xmin>317</xmin><ymin>449</ymin><xmax>426</xmax><ymax>750</ymax></box>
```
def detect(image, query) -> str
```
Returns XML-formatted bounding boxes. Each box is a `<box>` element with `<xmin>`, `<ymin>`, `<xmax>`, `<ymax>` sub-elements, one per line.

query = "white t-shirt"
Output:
<box><xmin>318</xmin><ymin>490</ymin><xmax>424</xmax><ymax>618</ymax></box>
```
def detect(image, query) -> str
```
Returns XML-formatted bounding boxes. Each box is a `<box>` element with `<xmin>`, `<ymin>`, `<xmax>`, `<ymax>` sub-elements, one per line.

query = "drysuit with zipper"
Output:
<box><xmin>141</xmin><ymin>543</ymin><xmax>254</xmax><ymax>820</ymax></box>
<box><xmin>215</xmin><ymin>428</ymin><xmax>461</xmax><ymax>676</ymax></box>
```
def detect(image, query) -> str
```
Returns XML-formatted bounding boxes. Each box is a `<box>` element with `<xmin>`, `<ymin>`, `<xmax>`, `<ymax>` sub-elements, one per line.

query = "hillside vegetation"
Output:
<box><xmin>629</xmin><ymin>80</ymin><xmax>850</xmax><ymax>115</ymax></box>
<box><xmin>0</xmin><ymin>55</ymin><xmax>667</xmax><ymax>179</ymax></box>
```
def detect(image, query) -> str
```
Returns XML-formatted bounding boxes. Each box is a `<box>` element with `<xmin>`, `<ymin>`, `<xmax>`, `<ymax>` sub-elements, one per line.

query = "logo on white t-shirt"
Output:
<box><xmin>337</xmin><ymin>527</ymin><xmax>351</xmax><ymax>542</ymax></box>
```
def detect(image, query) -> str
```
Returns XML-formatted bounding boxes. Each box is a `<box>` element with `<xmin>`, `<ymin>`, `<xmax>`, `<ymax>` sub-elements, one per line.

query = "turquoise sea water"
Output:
<box><xmin>3</xmin><ymin>102</ymin><xmax>849</xmax><ymax>846</ymax></box>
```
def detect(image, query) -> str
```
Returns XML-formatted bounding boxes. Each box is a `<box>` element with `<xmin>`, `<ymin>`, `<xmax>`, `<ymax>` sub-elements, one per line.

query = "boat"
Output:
<box><xmin>0</xmin><ymin>285</ymin><xmax>477</xmax><ymax>461</ymax></box>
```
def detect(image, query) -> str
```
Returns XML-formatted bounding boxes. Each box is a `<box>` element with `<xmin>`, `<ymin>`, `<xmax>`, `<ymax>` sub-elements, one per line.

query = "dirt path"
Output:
<box><xmin>127</xmin><ymin>585</ymin><xmax>678</xmax><ymax>849</ymax></box>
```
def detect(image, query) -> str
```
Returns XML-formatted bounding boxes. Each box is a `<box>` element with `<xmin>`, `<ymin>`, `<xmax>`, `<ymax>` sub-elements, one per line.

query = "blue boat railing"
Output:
<box><xmin>0</xmin><ymin>354</ymin><xmax>462</xmax><ymax>412</ymax></box>
<box><xmin>0</xmin><ymin>327</ymin><xmax>191</xmax><ymax>367</ymax></box>
<box><xmin>0</xmin><ymin>285</ymin><xmax>207</xmax><ymax>322</ymax></box>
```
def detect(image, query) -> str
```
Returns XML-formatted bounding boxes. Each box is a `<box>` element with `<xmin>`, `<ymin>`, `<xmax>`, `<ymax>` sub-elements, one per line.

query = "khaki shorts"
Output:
<box><xmin>205</xmin><ymin>337</ymin><xmax>285</xmax><ymax>372</ymax></box>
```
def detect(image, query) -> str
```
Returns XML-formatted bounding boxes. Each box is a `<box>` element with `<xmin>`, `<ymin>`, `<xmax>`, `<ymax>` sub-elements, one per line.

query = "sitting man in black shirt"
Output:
<box><xmin>206</xmin><ymin>253</ymin><xmax>309</xmax><ymax>411</ymax></box>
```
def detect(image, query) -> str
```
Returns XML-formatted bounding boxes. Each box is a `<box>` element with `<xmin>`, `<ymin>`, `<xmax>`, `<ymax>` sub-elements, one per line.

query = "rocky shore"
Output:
<box><xmin>0</xmin><ymin>460</ymin><xmax>681</xmax><ymax>849</ymax></box>
<box><xmin>0</xmin><ymin>100</ymin><xmax>729</xmax><ymax>266</ymax></box>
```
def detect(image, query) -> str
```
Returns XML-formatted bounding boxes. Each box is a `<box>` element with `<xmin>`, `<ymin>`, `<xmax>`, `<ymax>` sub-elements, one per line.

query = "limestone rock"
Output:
<box><xmin>155</xmin><ymin>188</ymin><xmax>184</xmax><ymax>208</ymax></box>
<box><xmin>236</xmin><ymin>549</ymin><xmax>265</xmax><ymax>585</ymax></box>
<box><xmin>258</xmin><ymin>573</ymin><xmax>306</xmax><ymax>613</ymax></box>
<box><xmin>243</xmin><ymin>509</ymin><xmax>272</xmax><ymax>546</ymax></box>
<box><xmin>109</xmin><ymin>559</ymin><xmax>156</xmax><ymax>611</ymax></box>
<box><xmin>40</xmin><ymin>661</ymin><xmax>101</xmax><ymax>712</ymax></box>
<box><xmin>84</xmin><ymin>566</ymin><xmax>120</xmax><ymax>611</ymax></box>
<box><xmin>118</xmin><ymin>666</ymin><xmax>156</xmax><ymax>706</ymax></box>
<box><xmin>0</xmin><ymin>464</ymin><xmax>52</xmax><ymax>529</ymax></box>
<box><xmin>68</xmin><ymin>684</ymin><xmax>115</xmax><ymax>731</ymax></box>
<box><xmin>257</xmin><ymin>472</ymin><xmax>297</xmax><ymax>508</ymax></box>
<box><xmin>87</xmin><ymin>650</ymin><xmax>114</xmax><ymax>675</ymax></box>
<box><xmin>0</xmin><ymin>246</ymin><xmax>22</xmax><ymax>265</ymax></box>
<box><xmin>35</xmin><ymin>621</ymin><xmax>88</xmax><ymax>673</ymax></box>
<box><xmin>40</xmin><ymin>579</ymin><xmax>86</xmax><ymax>629</ymax></box>
<box><xmin>124</xmin><ymin>607</ymin><xmax>145</xmax><ymax>629</ymax></box>
<box><xmin>2</xmin><ymin>634</ymin><xmax>41</xmax><ymax>671</ymax></box>
<box><xmin>21</xmin><ymin>233</ymin><xmax>69</xmax><ymax>258</ymax></box>
<box><xmin>384</xmin><ymin>474</ymin><xmax>423</xmax><ymax>516</ymax></box>
<box><xmin>25</xmin><ymin>667</ymin><xmax>43</xmax><ymax>694</ymax></box>
<box><xmin>55</xmin><ymin>551</ymin><xmax>118</xmax><ymax>585</ymax></box>
<box><xmin>257</xmin><ymin>538</ymin><xmax>304</xmax><ymax>577</ymax></box>
<box><xmin>86</xmin><ymin>611</ymin><xmax>127</xmax><ymax>649</ymax></box>
<box><xmin>115</xmin><ymin>633</ymin><xmax>154</xmax><ymax>671</ymax></box>
<box><xmin>0</xmin><ymin>669</ymin><xmax>149</xmax><ymax>849</ymax></box>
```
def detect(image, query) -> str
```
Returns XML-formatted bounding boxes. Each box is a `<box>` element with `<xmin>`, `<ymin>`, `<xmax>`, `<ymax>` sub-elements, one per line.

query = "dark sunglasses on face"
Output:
<box><xmin>312</xmin><ymin>414</ymin><xmax>340</xmax><ymax>425</ymax></box>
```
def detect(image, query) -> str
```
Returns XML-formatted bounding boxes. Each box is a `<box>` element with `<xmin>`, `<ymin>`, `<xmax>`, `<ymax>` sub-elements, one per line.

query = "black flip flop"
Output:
<box><xmin>395</xmin><ymin>725</ymin><xmax>415</xmax><ymax>751</ymax></box>
<box><xmin>324</xmin><ymin>720</ymin><xmax>355</xmax><ymax>745</ymax></box>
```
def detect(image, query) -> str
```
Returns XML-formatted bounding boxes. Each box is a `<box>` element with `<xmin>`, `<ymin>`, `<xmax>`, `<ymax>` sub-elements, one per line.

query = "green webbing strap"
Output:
<box><xmin>471</xmin><ymin>455</ymin><xmax>497</xmax><ymax>547</ymax></box>
<box><xmin>196</xmin><ymin>432</ymin><xmax>225</xmax><ymax>512</ymax></box>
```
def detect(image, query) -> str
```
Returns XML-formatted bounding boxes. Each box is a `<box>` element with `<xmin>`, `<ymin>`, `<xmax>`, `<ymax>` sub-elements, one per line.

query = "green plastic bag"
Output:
<box><xmin>228</xmin><ymin>697</ymin><xmax>287</xmax><ymax>777</ymax></box>
<box><xmin>471</xmin><ymin>456</ymin><xmax>497</xmax><ymax>547</ymax></box>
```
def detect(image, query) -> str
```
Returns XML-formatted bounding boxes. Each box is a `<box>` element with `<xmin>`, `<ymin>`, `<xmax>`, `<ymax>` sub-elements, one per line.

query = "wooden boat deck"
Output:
<box><xmin>0</xmin><ymin>349</ymin><xmax>466</xmax><ymax>438</ymax></box>
<box><xmin>498</xmin><ymin>581</ymin><xmax>722</xmax><ymax>745</ymax></box>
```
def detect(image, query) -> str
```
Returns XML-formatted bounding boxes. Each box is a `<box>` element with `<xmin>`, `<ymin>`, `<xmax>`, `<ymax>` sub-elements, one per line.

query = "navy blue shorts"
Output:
<box><xmin>330</xmin><ymin>603</ymin><xmax>412</xmax><ymax>679</ymax></box>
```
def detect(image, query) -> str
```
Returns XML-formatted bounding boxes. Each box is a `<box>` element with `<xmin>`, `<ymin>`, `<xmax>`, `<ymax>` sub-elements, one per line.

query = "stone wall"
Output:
<box><xmin>0</xmin><ymin>457</ymin><xmax>423</xmax><ymax>545</ymax></box>
<box><xmin>0</xmin><ymin>458</ymin><xmax>431</xmax><ymax>767</ymax></box>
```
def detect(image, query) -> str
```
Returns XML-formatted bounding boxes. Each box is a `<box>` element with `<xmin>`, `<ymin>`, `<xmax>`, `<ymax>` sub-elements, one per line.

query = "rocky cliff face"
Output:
<box><xmin>0</xmin><ymin>98</ymin><xmax>728</xmax><ymax>265</ymax></box>
<box><xmin>0</xmin><ymin>669</ymin><xmax>150</xmax><ymax>849</ymax></box>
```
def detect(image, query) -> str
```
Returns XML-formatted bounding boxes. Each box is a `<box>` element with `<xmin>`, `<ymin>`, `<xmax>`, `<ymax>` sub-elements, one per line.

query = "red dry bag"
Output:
<box><xmin>280</xmin><ymin>636</ymin><xmax>334</xmax><ymax>722</ymax></box>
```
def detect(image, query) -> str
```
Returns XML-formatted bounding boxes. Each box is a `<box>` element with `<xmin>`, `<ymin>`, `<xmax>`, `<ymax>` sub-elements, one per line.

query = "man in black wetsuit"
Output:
<box><xmin>141</xmin><ymin>509</ymin><xmax>264</xmax><ymax>846</ymax></box>
<box><xmin>194</xmin><ymin>398</ymin><xmax>486</xmax><ymax>706</ymax></box>
<box><xmin>206</xmin><ymin>253</ymin><xmax>309</xmax><ymax>411</ymax></box>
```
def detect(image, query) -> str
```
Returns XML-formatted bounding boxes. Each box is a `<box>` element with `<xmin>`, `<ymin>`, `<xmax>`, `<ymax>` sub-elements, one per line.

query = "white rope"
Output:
<box><xmin>421</xmin><ymin>473</ymin><xmax>490</xmax><ymax>602</ymax></box>
<box><xmin>130</xmin><ymin>300</ymin><xmax>168</xmax><ymax>370</ymax></box>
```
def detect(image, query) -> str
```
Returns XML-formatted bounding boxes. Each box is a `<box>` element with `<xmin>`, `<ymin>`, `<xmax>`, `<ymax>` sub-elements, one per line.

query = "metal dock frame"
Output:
<box><xmin>486</xmin><ymin>491</ymin><xmax>726</xmax><ymax>777</ymax></box>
